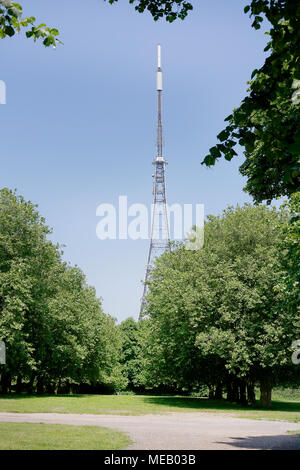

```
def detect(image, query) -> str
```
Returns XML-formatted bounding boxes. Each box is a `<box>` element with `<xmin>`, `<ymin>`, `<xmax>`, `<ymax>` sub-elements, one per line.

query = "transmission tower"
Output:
<box><xmin>139</xmin><ymin>45</ymin><xmax>170</xmax><ymax>319</ymax></box>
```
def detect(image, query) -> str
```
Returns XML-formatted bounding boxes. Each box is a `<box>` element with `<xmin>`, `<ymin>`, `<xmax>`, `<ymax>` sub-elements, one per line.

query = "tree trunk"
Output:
<box><xmin>231</xmin><ymin>379</ymin><xmax>240</xmax><ymax>403</ymax></box>
<box><xmin>28</xmin><ymin>373</ymin><xmax>36</xmax><ymax>394</ymax></box>
<box><xmin>214</xmin><ymin>382</ymin><xmax>223</xmax><ymax>400</ymax></box>
<box><xmin>259</xmin><ymin>369</ymin><xmax>272</xmax><ymax>407</ymax></box>
<box><xmin>226</xmin><ymin>380</ymin><xmax>234</xmax><ymax>401</ymax></box>
<box><xmin>53</xmin><ymin>381</ymin><xmax>59</xmax><ymax>395</ymax></box>
<box><xmin>246</xmin><ymin>378</ymin><xmax>256</xmax><ymax>406</ymax></box>
<box><xmin>239</xmin><ymin>379</ymin><xmax>247</xmax><ymax>406</ymax></box>
<box><xmin>36</xmin><ymin>376</ymin><xmax>44</xmax><ymax>394</ymax></box>
<box><xmin>0</xmin><ymin>370</ymin><xmax>11</xmax><ymax>394</ymax></box>
<box><xmin>208</xmin><ymin>384</ymin><xmax>214</xmax><ymax>399</ymax></box>
<box><xmin>16</xmin><ymin>375</ymin><xmax>22</xmax><ymax>394</ymax></box>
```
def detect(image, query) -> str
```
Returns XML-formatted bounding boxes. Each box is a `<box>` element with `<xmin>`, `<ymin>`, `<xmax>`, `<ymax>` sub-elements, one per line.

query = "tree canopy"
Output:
<box><xmin>0</xmin><ymin>188</ymin><xmax>126</xmax><ymax>394</ymax></box>
<box><xmin>119</xmin><ymin>317</ymin><xmax>148</xmax><ymax>390</ymax></box>
<box><xmin>141</xmin><ymin>203</ymin><xmax>299</xmax><ymax>406</ymax></box>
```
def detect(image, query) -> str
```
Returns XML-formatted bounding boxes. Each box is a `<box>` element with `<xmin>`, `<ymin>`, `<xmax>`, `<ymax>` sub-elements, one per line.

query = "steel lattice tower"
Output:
<box><xmin>139</xmin><ymin>45</ymin><xmax>170</xmax><ymax>319</ymax></box>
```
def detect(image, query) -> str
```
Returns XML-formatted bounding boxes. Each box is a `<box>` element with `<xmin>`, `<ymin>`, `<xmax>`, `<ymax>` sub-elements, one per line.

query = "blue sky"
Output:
<box><xmin>1</xmin><ymin>0</ymin><xmax>270</xmax><ymax>321</ymax></box>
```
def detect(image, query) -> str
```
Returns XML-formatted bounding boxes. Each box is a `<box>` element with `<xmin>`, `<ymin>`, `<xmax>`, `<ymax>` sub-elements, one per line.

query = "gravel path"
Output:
<box><xmin>0</xmin><ymin>411</ymin><xmax>299</xmax><ymax>450</ymax></box>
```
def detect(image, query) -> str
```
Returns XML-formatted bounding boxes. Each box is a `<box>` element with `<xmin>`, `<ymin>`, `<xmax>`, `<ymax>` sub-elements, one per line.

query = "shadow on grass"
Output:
<box><xmin>0</xmin><ymin>394</ymin><xmax>299</xmax><ymax>415</ymax></box>
<box><xmin>216</xmin><ymin>433</ymin><xmax>300</xmax><ymax>450</ymax></box>
<box><xmin>143</xmin><ymin>396</ymin><xmax>300</xmax><ymax>414</ymax></box>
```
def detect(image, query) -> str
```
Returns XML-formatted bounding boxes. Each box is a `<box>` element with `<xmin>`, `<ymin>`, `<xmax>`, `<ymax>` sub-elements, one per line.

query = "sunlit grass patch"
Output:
<box><xmin>0</xmin><ymin>422</ymin><xmax>131</xmax><ymax>450</ymax></box>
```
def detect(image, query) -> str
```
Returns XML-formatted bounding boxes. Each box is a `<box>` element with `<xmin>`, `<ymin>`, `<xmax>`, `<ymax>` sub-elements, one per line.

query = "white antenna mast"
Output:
<box><xmin>156</xmin><ymin>44</ymin><xmax>162</xmax><ymax>91</ymax></box>
<box><xmin>139</xmin><ymin>44</ymin><xmax>170</xmax><ymax>319</ymax></box>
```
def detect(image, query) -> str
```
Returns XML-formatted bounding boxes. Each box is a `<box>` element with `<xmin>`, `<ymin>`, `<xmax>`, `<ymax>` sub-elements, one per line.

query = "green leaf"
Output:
<box><xmin>224</xmin><ymin>153</ymin><xmax>233</xmax><ymax>161</ymax></box>
<box><xmin>209</xmin><ymin>146</ymin><xmax>221</xmax><ymax>159</ymax></box>
<box><xmin>217</xmin><ymin>129</ymin><xmax>230</xmax><ymax>142</ymax></box>
<box><xmin>5</xmin><ymin>25</ymin><xmax>14</xmax><ymax>36</ymax></box>
<box><xmin>202</xmin><ymin>155</ymin><xmax>215</xmax><ymax>166</ymax></box>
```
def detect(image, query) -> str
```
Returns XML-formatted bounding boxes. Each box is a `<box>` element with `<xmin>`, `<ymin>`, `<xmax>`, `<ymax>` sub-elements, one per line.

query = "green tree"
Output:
<box><xmin>143</xmin><ymin>204</ymin><xmax>297</xmax><ymax>406</ymax></box>
<box><xmin>0</xmin><ymin>187</ymin><xmax>54</xmax><ymax>392</ymax></box>
<box><xmin>31</xmin><ymin>263</ymin><xmax>127</xmax><ymax>393</ymax></box>
<box><xmin>277</xmin><ymin>192</ymin><xmax>300</xmax><ymax>309</ymax></box>
<box><xmin>273</xmin><ymin>192</ymin><xmax>300</xmax><ymax>386</ymax></box>
<box><xmin>0</xmin><ymin>260</ymin><xmax>34</xmax><ymax>392</ymax></box>
<box><xmin>119</xmin><ymin>317</ymin><xmax>148</xmax><ymax>390</ymax></box>
<box><xmin>0</xmin><ymin>188</ymin><xmax>126</xmax><ymax>394</ymax></box>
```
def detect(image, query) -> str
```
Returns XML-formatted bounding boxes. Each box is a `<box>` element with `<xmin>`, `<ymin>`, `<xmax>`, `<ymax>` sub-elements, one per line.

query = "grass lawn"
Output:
<box><xmin>0</xmin><ymin>422</ymin><xmax>131</xmax><ymax>450</ymax></box>
<box><xmin>0</xmin><ymin>389</ymin><xmax>299</xmax><ymax>422</ymax></box>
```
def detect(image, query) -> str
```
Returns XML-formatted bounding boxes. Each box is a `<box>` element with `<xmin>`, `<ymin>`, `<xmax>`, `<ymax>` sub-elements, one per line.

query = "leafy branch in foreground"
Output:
<box><xmin>0</xmin><ymin>0</ymin><xmax>61</xmax><ymax>47</ymax></box>
<box><xmin>106</xmin><ymin>0</ymin><xmax>193</xmax><ymax>22</ymax></box>
<box><xmin>202</xmin><ymin>0</ymin><xmax>300</xmax><ymax>203</ymax></box>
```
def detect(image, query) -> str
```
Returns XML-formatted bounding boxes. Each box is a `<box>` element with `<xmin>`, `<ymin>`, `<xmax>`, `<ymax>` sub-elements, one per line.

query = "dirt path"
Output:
<box><xmin>0</xmin><ymin>411</ymin><xmax>299</xmax><ymax>450</ymax></box>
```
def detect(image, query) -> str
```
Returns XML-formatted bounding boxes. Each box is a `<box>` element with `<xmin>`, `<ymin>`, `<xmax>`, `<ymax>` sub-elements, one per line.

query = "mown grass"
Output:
<box><xmin>0</xmin><ymin>388</ymin><xmax>299</xmax><ymax>422</ymax></box>
<box><xmin>0</xmin><ymin>422</ymin><xmax>131</xmax><ymax>450</ymax></box>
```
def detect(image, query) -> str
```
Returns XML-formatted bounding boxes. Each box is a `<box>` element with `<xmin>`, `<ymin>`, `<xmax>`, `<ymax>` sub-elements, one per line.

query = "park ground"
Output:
<box><xmin>0</xmin><ymin>389</ymin><xmax>299</xmax><ymax>450</ymax></box>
